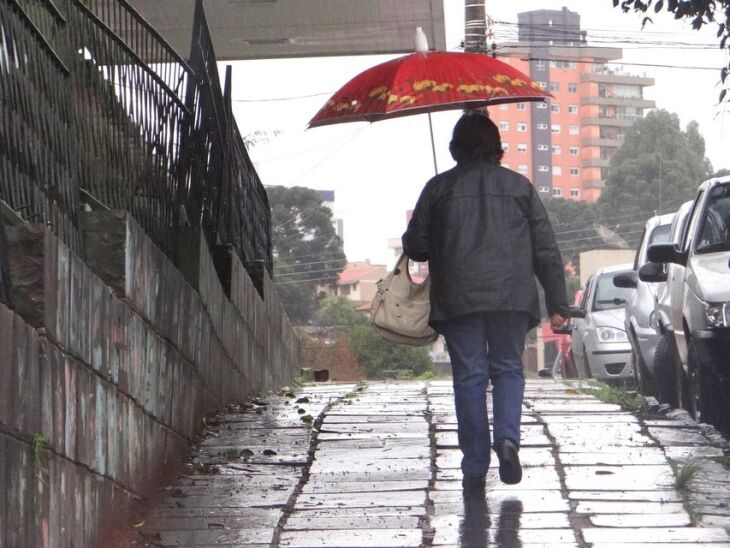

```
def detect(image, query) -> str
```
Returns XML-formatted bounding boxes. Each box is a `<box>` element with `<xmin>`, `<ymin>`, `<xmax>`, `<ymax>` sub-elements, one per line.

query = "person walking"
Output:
<box><xmin>402</xmin><ymin>112</ymin><xmax>570</xmax><ymax>494</ymax></box>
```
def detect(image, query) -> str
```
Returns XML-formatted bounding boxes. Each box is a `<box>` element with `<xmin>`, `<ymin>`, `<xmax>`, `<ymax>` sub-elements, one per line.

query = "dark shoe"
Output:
<box><xmin>462</xmin><ymin>472</ymin><xmax>486</xmax><ymax>494</ymax></box>
<box><xmin>494</xmin><ymin>439</ymin><xmax>522</xmax><ymax>485</ymax></box>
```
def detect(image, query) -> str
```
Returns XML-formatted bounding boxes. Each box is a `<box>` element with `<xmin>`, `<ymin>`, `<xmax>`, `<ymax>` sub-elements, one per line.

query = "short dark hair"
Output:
<box><xmin>449</xmin><ymin>112</ymin><xmax>504</xmax><ymax>165</ymax></box>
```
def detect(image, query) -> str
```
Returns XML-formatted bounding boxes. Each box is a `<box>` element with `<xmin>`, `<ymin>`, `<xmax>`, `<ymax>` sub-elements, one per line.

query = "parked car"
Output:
<box><xmin>642</xmin><ymin>176</ymin><xmax>730</xmax><ymax>429</ymax></box>
<box><xmin>613</xmin><ymin>213</ymin><xmax>674</xmax><ymax>399</ymax></box>
<box><xmin>570</xmin><ymin>264</ymin><xmax>635</xmax><ymax>386</ymax></box>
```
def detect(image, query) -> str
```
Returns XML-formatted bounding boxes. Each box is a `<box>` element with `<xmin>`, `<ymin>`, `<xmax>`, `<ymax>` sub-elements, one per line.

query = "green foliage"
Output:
<box><xmin>614</xmin><ymin>0</ymin><xmax>730</xmax><ymax>103</ymax></box>
<box><xmin>598</xmin><ymin>111</ymin><xmax>712</xmax><ymax>247</ymax></box>
<box><xmin>346</xmin><ymin>324</ymin><xmax>436</xmax><ymax>379</ymax></box>
<box><xmin>673</xmin><ymin>458</ymin><xmax>704</xmax><ymax>491</ymax></box>
<box><xmin>579</xmin><ymin>381</ymin><xmax>647</xmax><ymax>413</ymax></box>
<box><xmin>543</xmin><ymin>197</ymin><xmax>599</xmax><ymax>268</ymax></box>
<box><xmin>316</xmin><ymin>296</ymin><xmax>368</xmax><ymax>328</ymax></box>
<box><xmin>268</xmin><ymin>186</ymin><xmax>346</xmax><ymax>324</ymax></box>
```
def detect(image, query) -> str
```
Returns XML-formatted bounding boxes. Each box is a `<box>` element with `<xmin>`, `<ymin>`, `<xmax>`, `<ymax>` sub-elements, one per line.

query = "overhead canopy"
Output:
<box><xmin>126</xmin><ymin>0</ymin><xmax>446</xmax><ymax>61</ymax></box>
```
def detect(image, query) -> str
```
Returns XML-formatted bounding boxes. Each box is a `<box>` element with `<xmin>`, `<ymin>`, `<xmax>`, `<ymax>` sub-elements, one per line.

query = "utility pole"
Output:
<box><xmin>464</xmin><ymin>1</ymin><xmax>487</xmax><ymax>53</ymax></box>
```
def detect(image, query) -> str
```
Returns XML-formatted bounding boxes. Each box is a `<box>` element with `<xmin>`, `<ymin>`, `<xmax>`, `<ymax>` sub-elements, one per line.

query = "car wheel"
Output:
<box><xmin>687</xmin><ymin>338</ymin><xmax>714</xmax><ymax>424</ymax></box>
<box><xmin>632</xmin><ymin>346</ymin><xmax>657</xmax><ymax>397</ymax></box>
<box><xmin>653</xmin><ymin>330</ymin><xmax>679</xmax><ymax>407</ymax></box>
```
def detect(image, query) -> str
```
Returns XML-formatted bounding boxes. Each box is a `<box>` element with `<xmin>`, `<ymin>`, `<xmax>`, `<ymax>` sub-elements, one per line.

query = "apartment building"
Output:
<box><xmin>490</xmin><ymin>8</ymin><xmax>655</xmax><ymax>202</ymax></box>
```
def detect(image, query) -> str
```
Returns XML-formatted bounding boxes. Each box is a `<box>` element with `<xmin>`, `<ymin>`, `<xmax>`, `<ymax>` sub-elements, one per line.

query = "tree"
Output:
<box><xmin>316</xmin><ymin>295</ymin><xmax>367</xmax><ymax>328</ymax></box>
<box><xmin>543</xmin><ymin>197</ymin><xmax>599</xmax><ymax>267</ymax></box>
<box><xmin>597</xmin><ymin>110</ymin><xmax>712</xmax><ymax>247</ymax></box>
<box><xmin>268</xmin><ymin>186</ymin><xmax>346</xmax><ymax>323</ymax></box>
<box><xmin>347</xmin><ymin>324</ymin><xmax>435</xmax><ymax>379</ymax></box>
<box><xmin>614</xmin><ymin>0</ymin><xmax>730</xmax><ymax>103</ymax></box>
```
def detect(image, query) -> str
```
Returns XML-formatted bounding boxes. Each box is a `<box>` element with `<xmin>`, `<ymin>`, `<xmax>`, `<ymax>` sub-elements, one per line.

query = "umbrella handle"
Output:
<box><xmin>427</xmin><ymin>112</ymin><xmax>438</xmax><ymax>175</ymax></box>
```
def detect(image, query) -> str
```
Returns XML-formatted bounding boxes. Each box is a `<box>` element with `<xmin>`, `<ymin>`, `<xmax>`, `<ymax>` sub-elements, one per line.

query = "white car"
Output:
<box><xmin>570</xmin><ymin>264</ymin><xmax>635</xmax><ymax>386</ymax></box>
<box><xmin>643</xmin><ymin>177</ymin><xmax>730</xmax><ymax>429</ymax></box>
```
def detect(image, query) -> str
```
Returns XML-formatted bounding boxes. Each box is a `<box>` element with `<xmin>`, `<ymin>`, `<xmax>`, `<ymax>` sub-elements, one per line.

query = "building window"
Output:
<box><xmin>553</xmin><ymin>165</ymin><xmax>563</xmax><ymax>175</ymax></box>
<box><xmin>340</xmin><ymin>284</ymin><xmax>351</xmax><ymax>296</ymax></box>
<box><xmin>517</xmin><ymin>123</ymin><xmax>527</xmax><ymax>132</ymax></box>
<box><xmin>537</xmin><ymin>123</ymin><xmax>548</xmax><ymax>130</ymax></box>
<box><xmin>552</xmin><ymin>187</ymin><xmax>563</xmax><ymax>197</ymax></box>
<box><xmin>498</xmin><ymin>103</ymin><xmax>509</xmax><ymax>110</ymax></box>
<box><xmin>569</xmin><ymin>146</ymin><xmax>579</xmax><ymax>156</ymax></box>
<box><xmin>518</xmin><ymin>164</ymin><xmax>529</xmax><ymax>174</ymax></box>
<box><xmin>536</xmin><ymin>59</ymin><xmax>546</xmax><ymax>70</ymax></box>
<box><xmin>568</xmin><ymin>82</ymin><xmax>578</xmax><ymax>92</ymax></box>
<box><xmin>551</xmin><ymin>124</ymin><xmax>561</xmax><ymax>134</ymax></box>
<box><xmin>537</xmin><ymin>102</ymin><xmax>547</xmax><ymax>109</ymax></box>
<box><xmin>570</xmin><ymin>167</ymin><xmax>580</xmax><ymax>176</ymax></box>
<box><xmin>550</xmin><ymin>103</ymin><xmax>560</xmax><ymax>113</ymax></box>
<box><xmin>569</xmin><ymin>125</ymin><xmax>579</xmax><ymax>135</ymax></box>
<box><xmin>549</xmin><ymin>82</ymin><xmax>560</xmax><ymax>92</ymax></box>
<box><xmin>552</xmin><ymin>145</ymin><xmax>561</xmax><ymax>155</ymax></box>
<box><xmin>537</xmin><ymin>144</ymin><xmax>549</xmax><ymax>151</ymax></box>
<box><xmin>538</xmin><ymin>81</ymin><xmax>547</xmax><ymax>89</ymax></box>
<box><xmin>568</xmin><ymin>104</ymin><xmax>578</xmax><ymax>114</ymax></box>
<box><xmin>499</xmin><ymin>121</ymin><xmax>509</xmax><ymax>131</ymax></box>
<box><xmin>517</xmin><ymin>143</ymin><xmax>528</xmax><ymax>153</ymax></box>
<box><xmin>516</xmin><ymin>102</ymin><xmax>526</xmax><ymax>111</ymax></box>
<box><xmin>538</xmin><ymin>186</ymin><xmax>550</xmax><ymax>193</ymax></box>
<box><xmin>538</xmin><ymin>165</ymin><xmax>549</xmax><ymax>172</ymax></box>
<box><xmin>502</xmin><ymin>142</ymin><xmax>510</xmax><ymax>152</ymax></box>
<box><xmin>570</xmin><ymin>188</ymin><xmax>581</xmax><ymax>198</ymax></box>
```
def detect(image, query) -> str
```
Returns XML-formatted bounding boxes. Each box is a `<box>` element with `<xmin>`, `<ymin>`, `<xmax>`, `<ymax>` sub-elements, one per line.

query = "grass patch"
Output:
<box><xmin>673</xmin><ymin>458</ymin><xmax>704</xmax><ymax>491</ymax></box>
<box><xmin>579</xmin><ymin>381</ymin><xmax>647</xmax><ymax>413</ymax></box>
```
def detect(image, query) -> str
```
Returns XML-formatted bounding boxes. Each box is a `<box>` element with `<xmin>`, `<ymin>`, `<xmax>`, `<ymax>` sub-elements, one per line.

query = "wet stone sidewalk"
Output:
<box><xmin>137</xmin><ymin>380</ymin><xmax>730</xmax><ymax>547</ymax></box>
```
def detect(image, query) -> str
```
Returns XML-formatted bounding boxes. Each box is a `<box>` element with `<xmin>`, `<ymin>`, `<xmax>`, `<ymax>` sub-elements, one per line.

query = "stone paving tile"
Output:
<box><xmin>582</xmin><ymin>526</ymin><xmax>730</xmax><ymax>544</ymax></box>
<box><xmin>279</xmin><ymin>528</ymin><xmax>423</xmax><ymax>547</ymax></box>
<box><xmin>137</xmin><ymin>379</ymin><xmax>730</xmax><ymax>547</ymax></box>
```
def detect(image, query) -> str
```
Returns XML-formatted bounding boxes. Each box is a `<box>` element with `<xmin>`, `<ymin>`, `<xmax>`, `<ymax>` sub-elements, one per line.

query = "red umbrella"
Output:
<box><xmin>309</xmin><ymin>50</ymin><xmax>551</xmax><ymax>171</ymax></box>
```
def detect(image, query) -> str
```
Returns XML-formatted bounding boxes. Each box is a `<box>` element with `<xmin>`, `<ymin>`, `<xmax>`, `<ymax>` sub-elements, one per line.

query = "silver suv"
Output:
<box><xmin>613</xmin><ymin>213</ymin><xmax>674</xmax><ymax>398</ymax></box>
<box><xmin>643</xmin><ymin>177</ymin><xmax>730</xmax><ymax>430</ymax></box>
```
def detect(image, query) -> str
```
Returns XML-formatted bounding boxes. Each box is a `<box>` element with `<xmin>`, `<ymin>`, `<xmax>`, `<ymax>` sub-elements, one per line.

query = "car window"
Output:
<box><xmin>682</xmin><ymin>191</ymin><xmax>705</xmax><ymax>251</ymax></box>
<box><xmin>650</xmin><ymin>224</ymin><xmax>671</xmax><ymax>245</ymax></box>
<box><xmin>632</xmin><ymin>228</ymin><xmax>646</xmax><ymax>270</ymax></box>
<box><xmin>696</xmin><ymin>183</ymin><xmax>730</xmax><ymax>253</ymax></box>
<box><xmin>580</xmin><ymin>276</ymin><xmax>593</xmax><ymax>310</ymax></box>
<box><xmin>592</xmin><ymin>272</ymin><xmax>633</xmax><ymax>312</ymax></box>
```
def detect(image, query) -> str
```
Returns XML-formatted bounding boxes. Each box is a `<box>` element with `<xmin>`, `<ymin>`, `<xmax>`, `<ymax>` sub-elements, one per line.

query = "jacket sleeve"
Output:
<box><xmin>402</xmin><ymin>181</ymin><xmax>433</xmax><ymax>262</ymax></box>
<box><xmin>528</xmin><ymin>187</ymin><xmax>570</xmax><ymax>317</ymax></box>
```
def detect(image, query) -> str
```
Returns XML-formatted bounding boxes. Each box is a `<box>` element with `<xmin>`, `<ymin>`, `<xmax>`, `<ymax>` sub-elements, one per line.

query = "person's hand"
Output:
<box><xmin>550</xmin><ymin>313</ymin><xmax>569</xmax><ymax>330</ymax></box>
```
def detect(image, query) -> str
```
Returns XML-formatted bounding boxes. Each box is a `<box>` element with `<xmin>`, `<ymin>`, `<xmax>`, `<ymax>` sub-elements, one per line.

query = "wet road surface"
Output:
<box><xmin>138</xmin><ymin>380</ymin><xmax>730</xmax><ymax>547</ymax></box>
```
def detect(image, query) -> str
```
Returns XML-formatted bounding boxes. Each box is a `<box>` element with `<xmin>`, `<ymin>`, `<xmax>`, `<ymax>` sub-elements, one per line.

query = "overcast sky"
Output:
<box><xmin>229</xmin><ymin>1</ymin><xmax>729</xmax><ymax>272</ymax></box>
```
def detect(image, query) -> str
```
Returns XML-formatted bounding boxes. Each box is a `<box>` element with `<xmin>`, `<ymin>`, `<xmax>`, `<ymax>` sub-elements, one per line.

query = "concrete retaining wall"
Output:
<box><xmin>0</xmin><ymin>215</ymin><xmax>299</xmax><ymax>547</ymax></box>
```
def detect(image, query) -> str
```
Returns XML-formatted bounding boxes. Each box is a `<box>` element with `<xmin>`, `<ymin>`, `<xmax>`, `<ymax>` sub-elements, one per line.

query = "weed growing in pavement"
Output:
<box><xmin>673</xmin><ymin>458</ymin><xmax>705</xmax><ymax>491</ymax></box>
<box><xmin>579</xmin><ymin>381</ymin><xmax>647</xmax><ymax>413</ymax></box>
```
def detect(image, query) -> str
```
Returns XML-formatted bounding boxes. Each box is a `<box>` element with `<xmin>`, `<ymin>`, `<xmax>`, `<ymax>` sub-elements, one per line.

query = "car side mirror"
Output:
<box><xmin>568</xmin><ymin>306</ymin><xmax>586</xmax><ymax>319</ymax></box>
<box><xmin>613</xmin><ymin>270</ymin><xmax>638</xmax><ymax>289</ymax></box>
<box><xmin>647</xmin><ymin>243</ymin><xmax>687</xmax><ymax>265</ymax></box>
<box><xmin>638</xmin><ymin>262</ymin><xmax>667</xmax><ymax>283</ymax></box>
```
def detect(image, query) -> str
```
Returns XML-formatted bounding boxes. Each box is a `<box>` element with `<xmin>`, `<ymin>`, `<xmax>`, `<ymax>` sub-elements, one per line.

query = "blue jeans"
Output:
<box><xmin>440</xmin><ymin>311</ymin><xmax>530</xmax><ymax>476</ymax></box>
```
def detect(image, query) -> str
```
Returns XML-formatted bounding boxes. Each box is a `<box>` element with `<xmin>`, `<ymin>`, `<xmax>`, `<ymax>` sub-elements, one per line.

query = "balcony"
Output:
<box><xmin>583</xmin><ymin>179</ymin><xmax>606</xmax><ymax>190</ymax></box>
<box><xmin>581</xmin><ymin>72</ymin><xmax>654</xmax><ymax>86</ymax></box>
<box><xmin>582</xmin><ymin>138</ymin><xmax>623</xmax><ymax>148</ymax></box>
<box><xmin>582</xmin><ymin>96</ymin><xmax>655</xmax><ymax>109</ymax></box>
<box><xmin>581</xmin><ymin>117</ymin><xmax>636</xmax><ymax>128</ymax></box>
<box><xmin>583</xmin><ymin>158</ymin><xmax>610</xmax><ymax>168</ymax></box>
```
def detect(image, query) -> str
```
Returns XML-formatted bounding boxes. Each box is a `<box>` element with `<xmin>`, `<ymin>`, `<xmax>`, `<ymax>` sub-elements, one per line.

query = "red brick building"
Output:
<box><xmin>489</xmin><ymin>8</ymin><xmax>655</xmax><ymax>202</ymax></box>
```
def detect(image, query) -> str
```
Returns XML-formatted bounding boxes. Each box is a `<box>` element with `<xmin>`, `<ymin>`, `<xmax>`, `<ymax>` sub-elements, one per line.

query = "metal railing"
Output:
<box><xmin>0</xmin><ymin>0</ymin><xmax>273</xmax><ymax>296</ymax></box>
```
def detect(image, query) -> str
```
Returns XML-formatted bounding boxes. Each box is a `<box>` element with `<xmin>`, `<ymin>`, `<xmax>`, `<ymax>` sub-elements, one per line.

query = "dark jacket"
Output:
<box><xmin>402</xmin><ymin>161</ymin><xmax>569</xmax><ymax>330</ymax></box>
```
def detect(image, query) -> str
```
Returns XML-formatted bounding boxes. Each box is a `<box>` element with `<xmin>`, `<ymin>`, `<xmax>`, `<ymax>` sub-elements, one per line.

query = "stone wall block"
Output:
<box><xmin>0</xmin><ymin>303</ymin><xmax>14</xmax><ymax>427</ymax></box>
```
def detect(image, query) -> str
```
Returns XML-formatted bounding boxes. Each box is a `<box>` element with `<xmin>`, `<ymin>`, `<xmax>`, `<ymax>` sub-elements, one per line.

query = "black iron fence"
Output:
<box><xmin>0</xmin><ymin>0</ymin><xmax>273</xmax><ymax>304</ymax></box>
